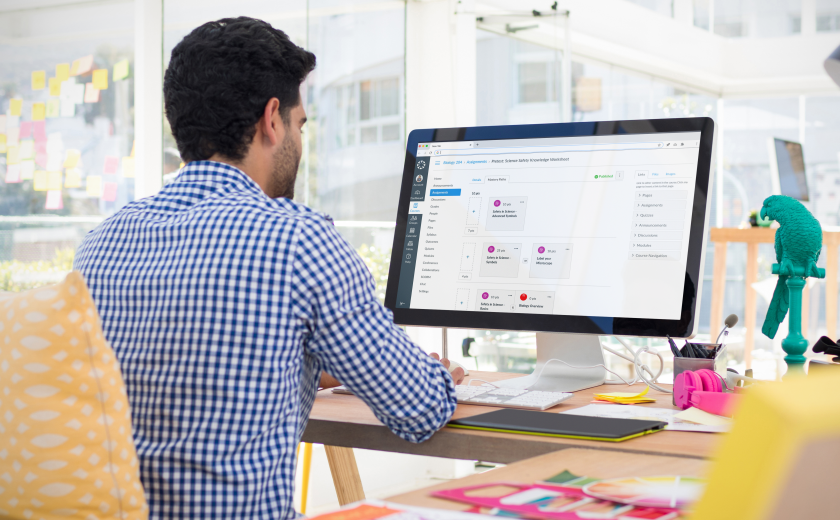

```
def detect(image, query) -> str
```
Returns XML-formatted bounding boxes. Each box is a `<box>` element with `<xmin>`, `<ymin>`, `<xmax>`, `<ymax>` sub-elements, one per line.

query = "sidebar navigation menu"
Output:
<box><xmin>396</xmin><ymin>214</ymin><xmax>422</xmax><ymax>308</ymax></box>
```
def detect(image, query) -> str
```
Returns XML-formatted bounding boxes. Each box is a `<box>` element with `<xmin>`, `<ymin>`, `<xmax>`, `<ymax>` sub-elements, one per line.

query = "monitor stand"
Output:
<box><xmin>493</xmin><ymin>333</ymin><xmax>606</xmax><ymax>392</ymax></box>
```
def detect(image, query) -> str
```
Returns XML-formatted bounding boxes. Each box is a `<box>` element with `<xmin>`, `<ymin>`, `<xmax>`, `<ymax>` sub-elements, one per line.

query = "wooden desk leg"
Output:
<box><xmin>710</xmin><ymin>241</ymin><xmax>728</xmax><ymax>340</ymax></box>
<box><xmin>324</xmin><ymin>445</ymin><xmax>365</xmax><ymax>506</ymax></box>
<box><xmin>744</xmin><ymin>243</ymin><xmax>759</xmax><ymax>369</ymax></box>
<box><xmin>826</xmin><ymin>244</ymin><xmax>838</xmax><ymax>340</ymax></box>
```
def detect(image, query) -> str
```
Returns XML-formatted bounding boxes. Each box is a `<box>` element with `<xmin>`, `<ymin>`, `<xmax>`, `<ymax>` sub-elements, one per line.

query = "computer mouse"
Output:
<box><xmin>447</xmin><ymin>359</ymin><xmax>469</xmax><ymax>376</ymax></box>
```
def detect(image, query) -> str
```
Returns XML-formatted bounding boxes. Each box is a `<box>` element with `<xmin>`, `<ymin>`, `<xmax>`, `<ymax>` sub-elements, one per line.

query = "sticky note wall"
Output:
<box><xmin>4</xmin><ymin>52</ymin><xmax>137</xmax><ymax>215</ymax></box>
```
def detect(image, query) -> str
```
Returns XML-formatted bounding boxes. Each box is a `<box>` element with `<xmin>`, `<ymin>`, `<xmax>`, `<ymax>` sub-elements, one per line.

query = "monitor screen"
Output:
<box><xmin>385</xmin><ymin>119</ymin><xmax>714</xmax><ymax>338</ymax></box>
<box><xmin>774</xmin><ymin>138</ymin><xmax>808</xmax><ymax>201</ymax></box>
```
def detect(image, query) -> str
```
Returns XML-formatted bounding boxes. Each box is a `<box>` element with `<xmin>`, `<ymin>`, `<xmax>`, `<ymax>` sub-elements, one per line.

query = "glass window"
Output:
<box><xmin>805</xmin><ymin>96</ymin><xmax>840</xmax><ymax>225</ymax></box>
<box><xmin>817</xmin><ymin>0</ymin><xmax>840</xmax><ymax>32</ymax></box>
<box><xmin>0</xmin><ymin>1</ymin><xmax>136</xmax><ymax>291</ymax></box>
<box><xmin>360</xmin><ymin>126</ymin><xmax>378</xmax><ymax>144</ymax></box>
<box><xmin>714</xmin><ymin>0</ymin><xmax>802</xmax><ymax>38</ymax></box>
<box><xmin>518</xmin><ymin>62</ymin><xmax>549</xmax><ymax>103</ymax></box>
<box><xmin>379</xmin><ymin>78</ymin><xmax>399</xmax><ymax>117</ymax></box>
<box><xmin>624</xmin><ymin>0</ymin><xmax>674</xmax><ymax>17</ymax></box>
<box><xmin>360</xmin><ymin>80</ymin><xmax>373</xmax><ymax>121</ymax></box>
<box><xmin>694</xmin><ymin>0</ymin><xmax>712</xmax><ymax>30</ymax></box>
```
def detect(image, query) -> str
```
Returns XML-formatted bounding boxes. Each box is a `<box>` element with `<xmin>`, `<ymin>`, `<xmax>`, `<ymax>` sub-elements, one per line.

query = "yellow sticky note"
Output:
<box><xmin>7</xmin><ymin>145</ymin><xmax>19</xmax><ymax>165</ymax></box>
<box><xmin>47</xmin><ymin>170</ymin><xmax>62</xmax><ymax>191</ymax></box>
<box><xmin>31</xmin><ymin>70</ymin><xmax>46</xmax><ymax>90</ymax></box>
<box><xmin>86</xmin><ymin>175</ymin><xmax>102</xmax><ymax>197</ymax></box>
<box><xmin>9</xmin><ymin>98</ymin><xmax>22</xmax><ymax>116</ymax></box>
<box><xmin>0</xmin><ymin>134</ymin><xmax>6</xmax><ymax>154</ymax></box>
<box><xmin>92</xmin><ymin>69</ymin><xmax>108</xmax><ymax>90</ymax></box>
<box><xmin>113</xmin><ymin>59</ymin><xmax>130</xmax><ymax>81</ymax></box>
<box><xmin>56</xmin><ymin>63</ymin><xmax>70</xmax><ymax>82</ymax></box>
<box><xmin>69</xmin><ymin>59</ymin><xmax>79</xmax><ymax>77</ymax></box>
<box><xmin>63</xmin><ymin>149</ymin><xmax>81</xmax><ymax>169</ymax></box>
<box><xmin>64</xmin><ymin>168</ymin><xmax>82</xmax><ymax>188</ymax></box>
<box><xmin>31</xmin><ymin>103</ymin><xmax>45</xmax><ymax>121</ymax></box>
<box><xmin>34</xmin><ymin>170</ymin><xmax>48</xmax><ymax>191</ymax></box>
<box><xmin>121</xmin><ymin>156</ymin><xmax>135</xmax><ymax>178</ymax></box>
<box><xmin>595</xmin><ymin>387</ymin><xmax>650</xmax><ymax>399</ymax></box>
<box><xmin>46</xmin><ymin>99</ymin><xmax>60</xmax><ymax>118</ymax></box>
<box><xmin>48</xmin><ymin>77</ymin><xmax>61</xmax><ymax>97</ymax></box>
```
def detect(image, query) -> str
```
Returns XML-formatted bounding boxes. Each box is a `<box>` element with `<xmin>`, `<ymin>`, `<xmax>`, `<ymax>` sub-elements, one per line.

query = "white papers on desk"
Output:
<box><xmin>561</xmin><ymin>404</ymin><xmax>731</xmax><ymax>433</ymax></box>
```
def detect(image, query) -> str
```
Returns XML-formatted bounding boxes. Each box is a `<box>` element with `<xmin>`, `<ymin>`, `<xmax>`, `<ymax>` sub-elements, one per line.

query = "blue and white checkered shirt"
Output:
<box><xmin>74</xmin><ymin>161</ymin><xmax>458</xmax><ymax>520</ymax></box>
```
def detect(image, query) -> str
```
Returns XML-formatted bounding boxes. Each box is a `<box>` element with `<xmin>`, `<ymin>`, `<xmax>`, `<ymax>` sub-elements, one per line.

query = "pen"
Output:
<box><xmin>667</xmin><ymin>335</ymin><xmax>681</xmax><ymax>357</ymax></box>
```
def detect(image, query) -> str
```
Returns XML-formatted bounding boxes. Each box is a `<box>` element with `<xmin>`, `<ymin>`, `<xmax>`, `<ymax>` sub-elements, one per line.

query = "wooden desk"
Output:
<box><xmin>709</xmin><ymin>227</ymin><xmax>840</xmax><ymax>368</ymax></box>
<box><xmin>387</xmin><ymin>448</ymin><xmax>708</xmax><ymax>511</ymax></box>
<box><xmin>303</xmin><ymin>371</ymin><xmax>719</xmax><ymax>463</ymax></box>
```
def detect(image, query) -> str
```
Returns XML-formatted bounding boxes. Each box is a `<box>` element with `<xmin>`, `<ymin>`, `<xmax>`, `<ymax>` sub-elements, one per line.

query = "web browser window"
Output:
<box><xmin>395</xmin><ymin>132</ymin><xmax>702</xmax><ymax>320</ymax></box>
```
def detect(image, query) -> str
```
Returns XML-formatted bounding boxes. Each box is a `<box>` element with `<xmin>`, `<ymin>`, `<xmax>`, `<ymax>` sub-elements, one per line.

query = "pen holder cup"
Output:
<box><xmin>672</xmin><ymin>352</ymin><xmax>727</xmax><ymax>406</ymax></box>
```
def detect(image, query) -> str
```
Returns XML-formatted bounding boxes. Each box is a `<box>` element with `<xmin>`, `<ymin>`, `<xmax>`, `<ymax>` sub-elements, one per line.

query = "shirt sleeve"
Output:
<box><xmin>291</xmin><ymin>217</ymin><xmax>457</xmax><ymax>443</ymax></box>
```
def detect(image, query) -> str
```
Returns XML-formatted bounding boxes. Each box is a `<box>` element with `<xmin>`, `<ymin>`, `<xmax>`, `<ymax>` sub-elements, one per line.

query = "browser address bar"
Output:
<box><xmin>431</xmin><ymin>142</ymin><xmax>670</xmax><ymax>156</ymax></box>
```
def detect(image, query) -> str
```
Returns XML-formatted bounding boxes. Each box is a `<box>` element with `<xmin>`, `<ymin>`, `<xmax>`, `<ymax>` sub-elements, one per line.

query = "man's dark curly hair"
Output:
<box><xmin>164</xmin><ymin>17</ymin><xmax>316</xmax><ymax>162</ymax></box>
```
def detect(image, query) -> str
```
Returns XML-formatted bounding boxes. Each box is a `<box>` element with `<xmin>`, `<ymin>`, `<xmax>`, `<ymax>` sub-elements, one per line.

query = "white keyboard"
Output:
<box><xmin>331</xmin><ymin>384</ymin><xmax>573</xmax><ymax>411</ymax></box>
<box><xmin>455</xmin><ymin>385</ymin><xmax>574</xmax><ymax>411</ymax></box>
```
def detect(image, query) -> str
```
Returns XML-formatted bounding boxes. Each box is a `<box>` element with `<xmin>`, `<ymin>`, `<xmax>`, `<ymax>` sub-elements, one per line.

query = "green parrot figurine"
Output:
<box><xmin>760</xmin><ymin>195</ymin><xmax>823</xmax><ymax>339</ymax></box>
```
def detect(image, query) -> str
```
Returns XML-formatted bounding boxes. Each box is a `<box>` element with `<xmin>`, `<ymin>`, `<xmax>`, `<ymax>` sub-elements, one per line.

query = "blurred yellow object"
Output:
<box><xmin>301</xmin><ymin>442</ymin><xmax>313</xmax><ymax>514</ymax></box>
<box><xmin>55</xmin><ymin>63</ymin><xmax>70</xmax><ymax>82</ymax></box>
<box><xmin>691</xmin><ymin>371</ymin><xmax>840</xmax><ymax>519</ymax></box>
<box><xmin>9</xmin><ymin>98</ymin><xmax>22</xmax><ymax>116</ymax></box>
<box><xmin>93</xmin><ymin>68</ymin><xmax>109</xmax><ymax>90</ymax></box>
<box><xmin>31</xmin><ymin>102</ymin><xmax>45</xmax><ymax>121</ymax></box>
<box><xmin>31</xmin><ymin>70</ymin><xmax>45</xmax><ymax>90</ymax></box>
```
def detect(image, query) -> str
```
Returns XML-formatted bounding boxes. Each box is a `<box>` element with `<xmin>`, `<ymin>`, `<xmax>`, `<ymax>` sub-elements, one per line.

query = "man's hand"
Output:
<box><xmin>430</xmin><ymin>352</ymin><xmax>466</xmax><ymax>385</ymax></box>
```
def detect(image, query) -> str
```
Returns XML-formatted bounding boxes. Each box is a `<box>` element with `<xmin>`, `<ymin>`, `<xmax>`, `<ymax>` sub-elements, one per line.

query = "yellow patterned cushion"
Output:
<box><xmin>0</xmin><ymin>271</ymin><xmax>148</xmax><ymax>520</ymax></box>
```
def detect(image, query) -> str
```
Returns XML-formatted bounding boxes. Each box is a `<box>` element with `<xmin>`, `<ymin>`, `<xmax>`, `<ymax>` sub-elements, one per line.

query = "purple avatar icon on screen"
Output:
<box><xmin>538</xmin><ymin>246</ymin><xmax>545</xmax><ymax>254</ymax></box>
<box><xmin>488</xmin><ymin>246</ymin><xmax>495</xmax><ymax>253</ymax></box>
<box><xmin>482</xmin><ymin>292</ymin><xmax>489</xmax><ymax>300</ymax></box>
<box><xmin>494</xmin><ymin>200</ymin><xmax>501</xmax><ymax>207</ymax></box>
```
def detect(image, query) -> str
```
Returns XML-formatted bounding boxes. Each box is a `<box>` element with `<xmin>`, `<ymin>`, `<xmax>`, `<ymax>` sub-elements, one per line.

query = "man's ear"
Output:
<box><xmin>260</xmin><ymin>98</ymin><xmax>283</xmax><ymax>147</ymax></box>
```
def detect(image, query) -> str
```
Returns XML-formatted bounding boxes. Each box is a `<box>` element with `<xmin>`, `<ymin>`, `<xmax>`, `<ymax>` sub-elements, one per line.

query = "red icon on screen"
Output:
<box><xmin>520</xmin><ymin>293</ymin><xmax>528</xmax><ymax>301</ymax></box>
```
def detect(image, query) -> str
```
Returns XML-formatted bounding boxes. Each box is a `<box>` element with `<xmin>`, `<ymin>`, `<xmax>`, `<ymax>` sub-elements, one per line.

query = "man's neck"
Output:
<box><xmin>206</xmin><ymin>154</ymin><xmax>270</xmax><ymax>195</ymax></box>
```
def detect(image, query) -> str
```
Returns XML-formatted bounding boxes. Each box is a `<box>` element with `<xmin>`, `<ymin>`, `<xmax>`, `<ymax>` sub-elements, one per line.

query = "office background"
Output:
<box><xmin>1</xmin><ymin>0</ymin><xmax>839</xmax><ymax>510</ymax></box>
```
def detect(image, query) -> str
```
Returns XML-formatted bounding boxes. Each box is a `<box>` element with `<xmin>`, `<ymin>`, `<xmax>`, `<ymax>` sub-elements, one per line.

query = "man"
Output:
<box><xmin>74</xmin><ymin>17</ymin><xmax>463</xmax><ymax>520</ymax></box>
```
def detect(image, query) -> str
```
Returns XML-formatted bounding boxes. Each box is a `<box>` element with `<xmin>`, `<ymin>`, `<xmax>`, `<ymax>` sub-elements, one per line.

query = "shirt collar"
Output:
<box><xmin>174</xmin><ymin>160</ymin><xmax>267</xmax><ymax>198</ymax></box>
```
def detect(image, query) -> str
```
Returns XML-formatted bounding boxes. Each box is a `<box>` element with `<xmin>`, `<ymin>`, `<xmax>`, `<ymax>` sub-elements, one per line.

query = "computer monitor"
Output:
<box><xmin>385</xmin><ymin>118</ymin><xmax>715</xmax><ymax>391</ymax></box>
<box><xmin>769</xmin><ymin>138</ymin><xmax>809</xmax><ymax>201</ymax></box>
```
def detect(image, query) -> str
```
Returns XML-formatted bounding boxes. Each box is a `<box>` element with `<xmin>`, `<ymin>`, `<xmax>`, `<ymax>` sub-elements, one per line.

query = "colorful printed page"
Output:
<box><xmin>308</xmin><ymin>500</ymin><xmax>495</xmax><ymax>520</ymax></box>
<box><xmin>433</xmin><ymin>480</ymin><xmax>685</xmax><ymax>520</ymax></box>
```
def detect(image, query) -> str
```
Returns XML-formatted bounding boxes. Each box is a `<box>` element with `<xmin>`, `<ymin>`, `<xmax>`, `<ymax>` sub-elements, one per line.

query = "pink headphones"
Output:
<box><xmin>673</xmin><ymin>369</ymin><xmax>742</xmax><ymax>417</ymax></box>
